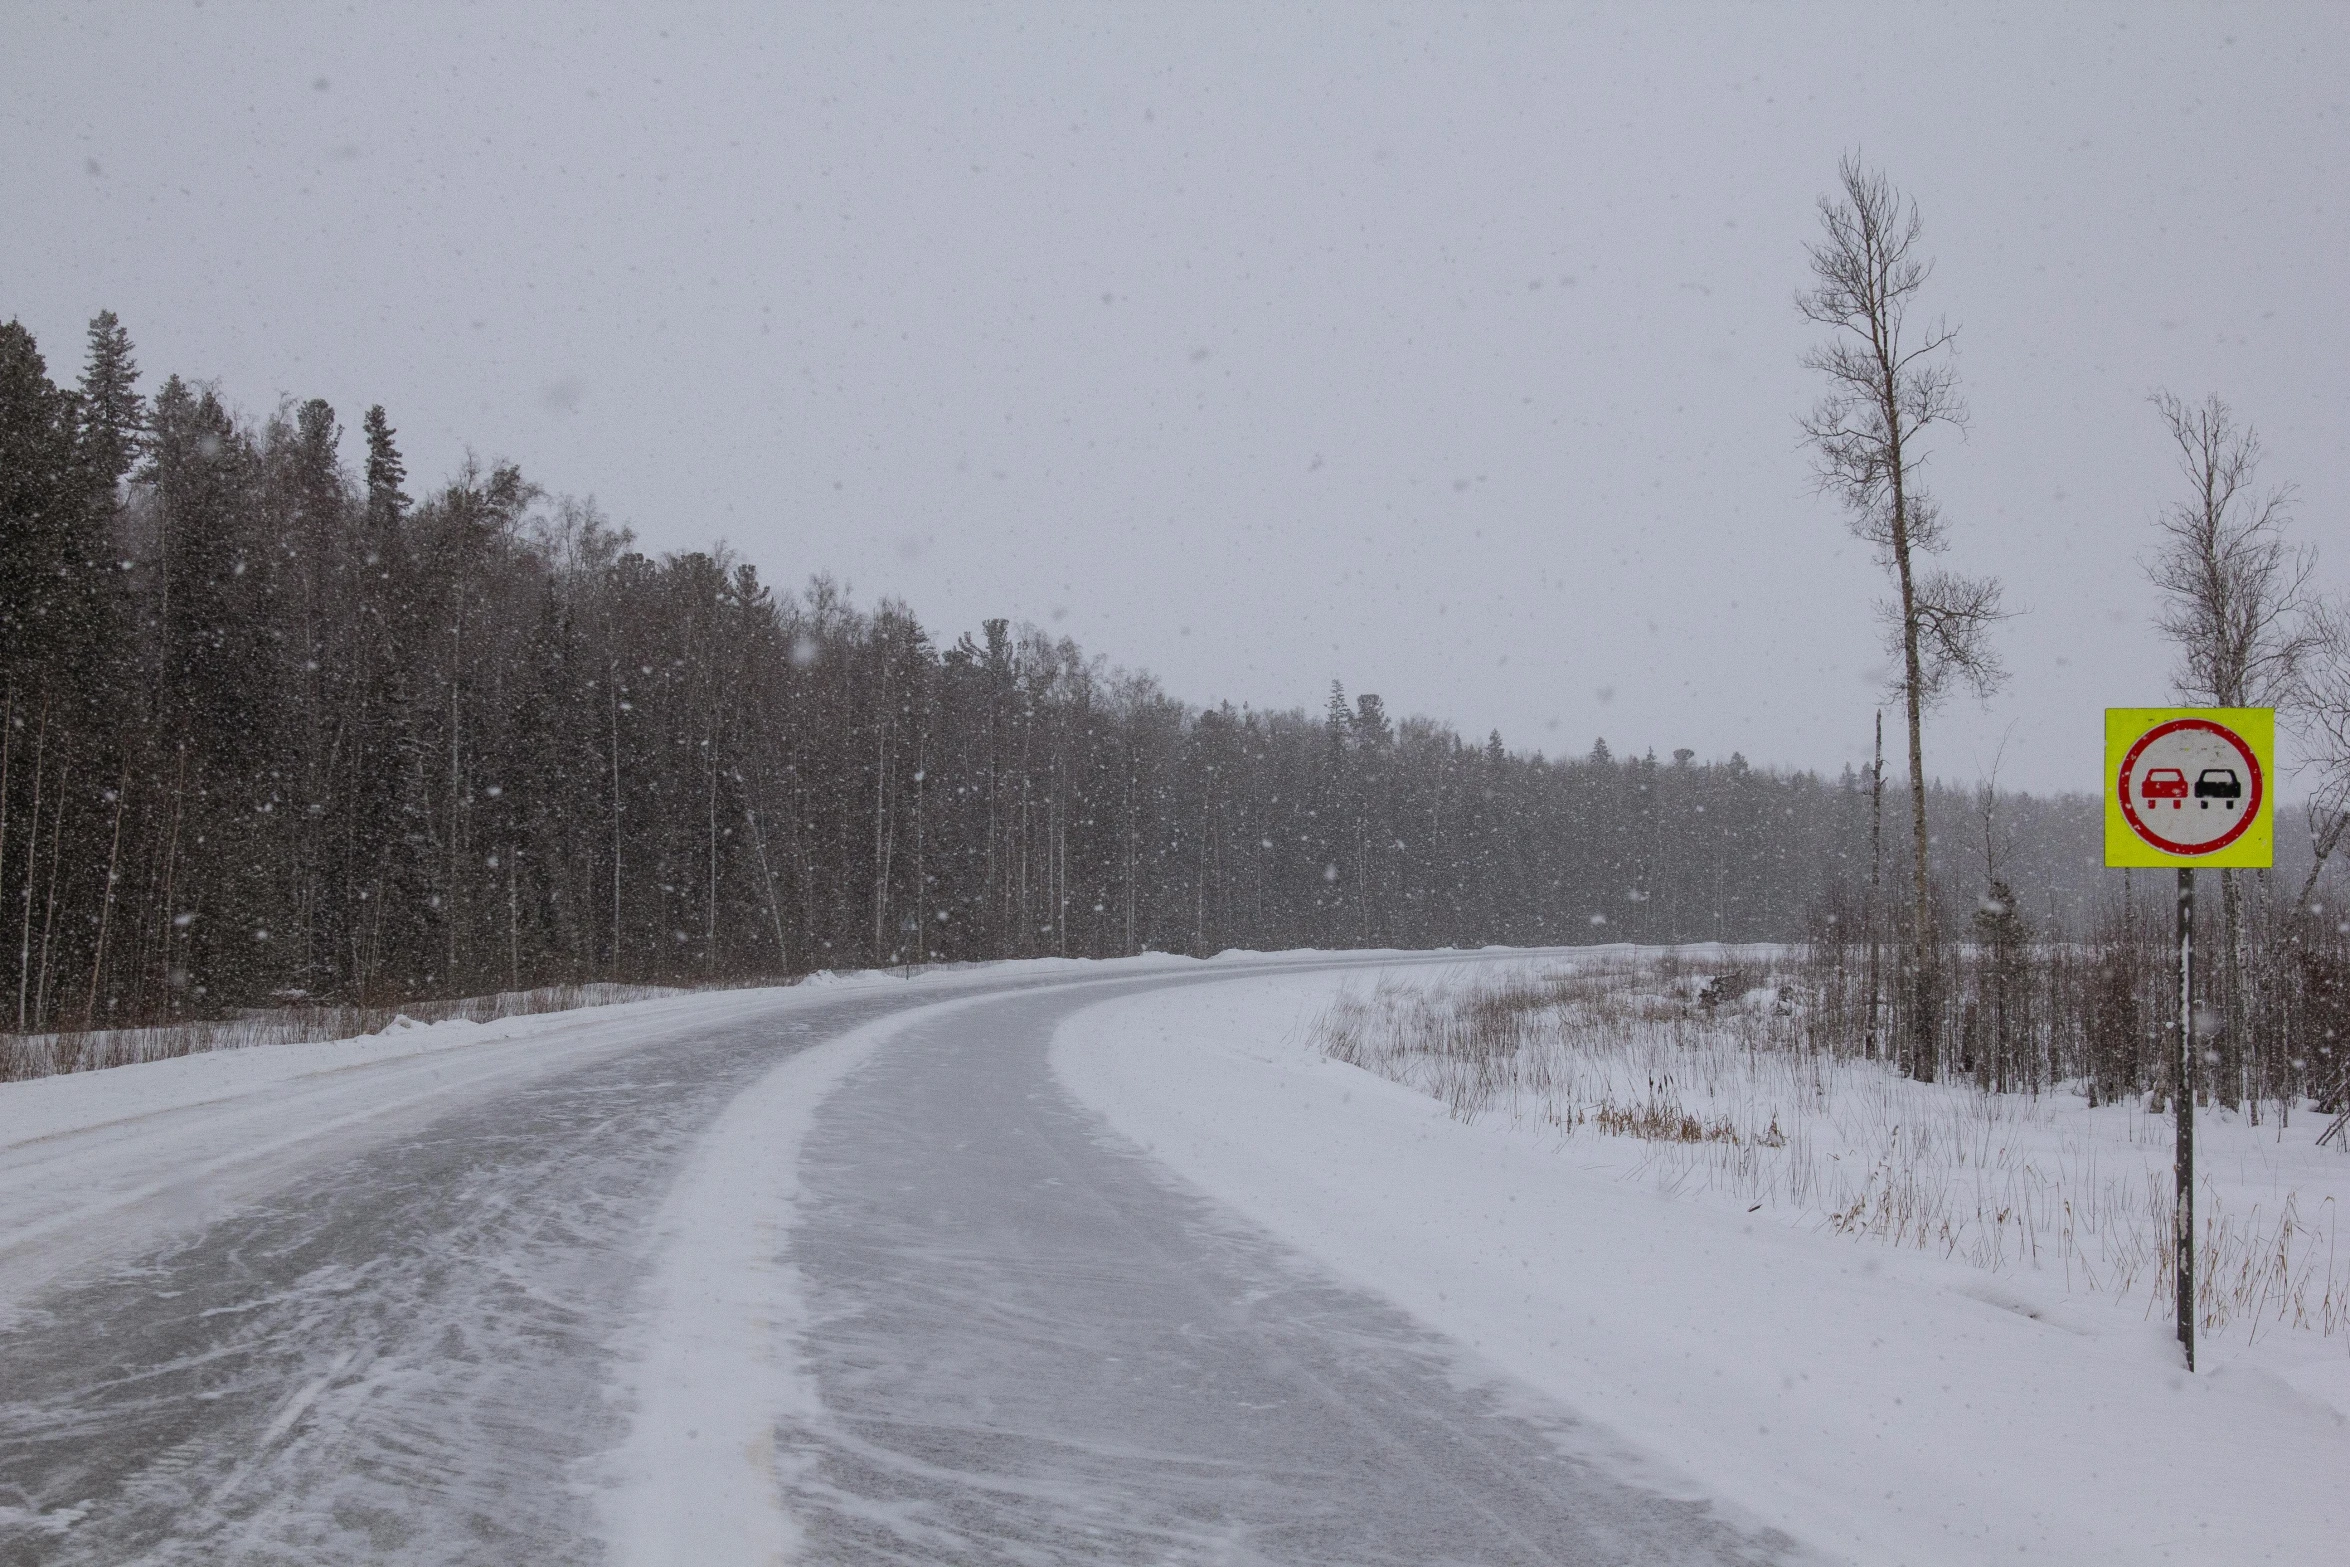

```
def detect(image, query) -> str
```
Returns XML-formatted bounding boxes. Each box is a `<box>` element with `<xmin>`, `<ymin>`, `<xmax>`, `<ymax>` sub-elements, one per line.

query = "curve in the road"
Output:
<box><xmin>779</xmin><ymin>972</ymin><xmax>1806</xmax><ymax>1565</ymax></box>
<box><xmin>2</xmin><ymin>954</ymin><xmax>1807</xmax><ymax>1566</ymax></box>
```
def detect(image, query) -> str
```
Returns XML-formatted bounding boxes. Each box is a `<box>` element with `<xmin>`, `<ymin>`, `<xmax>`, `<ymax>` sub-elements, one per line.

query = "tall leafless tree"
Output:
<box><xmin>2144</xmin><ymin>392</ymin><xmax>2321</xmax><ymax>1109</ymax></box>
<box><xmin>2291</xmin><ymin>597</ymin><xmax>2350</xmax><ymax>920</ymax></box>
<box><xmin>1800</xmin><ymin>156</ymin><xmax>2007</xmax><ymax>1080</ymax></box>
<box><xmin>2302</xmin><ymin>600</ymin><xmax>2350</xmax><ymax>1134</ymax></box>
<box><xmin>2146</xmin><ymin>394</ymin><xmax>2317</xmax><ymax>716</ymax></box>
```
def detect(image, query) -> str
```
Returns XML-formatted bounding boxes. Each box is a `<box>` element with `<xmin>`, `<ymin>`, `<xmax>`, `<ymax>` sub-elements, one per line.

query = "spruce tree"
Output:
<box><xmin>77</xmin><ymin>310</ymin><xmax>144</xmax><ymax>494</ymax></box>
<box><xmin>362</xmin><ymin>404</ymin><xmax>407</xmax><ymax>530</ymax></box>
<box><xmin>0</xmin><ymin>323</ymin><xmax>84</xmax><ymax>683</ymax></box>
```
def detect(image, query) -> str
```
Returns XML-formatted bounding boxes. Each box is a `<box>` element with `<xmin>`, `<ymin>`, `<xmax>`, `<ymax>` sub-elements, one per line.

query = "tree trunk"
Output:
<box><xmin>84</xmin><ymin>768</ymin><xmax>130</xmax><ymax>1027</ymax></box>
<box><xmin>15</xmin><ymin>700</ymin><xmax>49</xmax><ymax>1031</ymax></box>
<box><xmin>1886</xmin><ymin>375</ymin><xmax>1939</xmax><ymax>1083</ymax></box>
<box><xmin>1866</xmin><ymin>708</ymin><xmax>1883</xmax><ymax>1059</ymax></box>
<box><xmin>2217</xmin><ymin>867</ymin><xmax>2250</xmax><ymax>1112</ymax></box>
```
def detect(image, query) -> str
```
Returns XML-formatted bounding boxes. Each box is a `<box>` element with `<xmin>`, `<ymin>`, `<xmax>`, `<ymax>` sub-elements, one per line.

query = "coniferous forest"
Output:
<box><xmin>3</xmin><ymin>313</ymin><xmax>2115</xmax><ymax>1033</ymax></box>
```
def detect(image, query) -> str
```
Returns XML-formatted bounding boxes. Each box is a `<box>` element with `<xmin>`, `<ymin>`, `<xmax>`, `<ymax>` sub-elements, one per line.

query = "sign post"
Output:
<box><xmin>2174</xmin><ymin>866</ymin><xmax>2193</xmax><ymax>1370</ymax></box>
<box><xmin>2104</xmin><ymin>707</ymin><xmax>2274</xmax><ymax>1373</ymax></box>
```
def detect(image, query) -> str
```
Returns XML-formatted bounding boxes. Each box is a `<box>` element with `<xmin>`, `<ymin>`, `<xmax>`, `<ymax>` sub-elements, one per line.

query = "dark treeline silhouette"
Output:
<box><xmin>6</xmin><ymin>313</ymin><xmax>2110</xmax><ymax>1037</ymax></box>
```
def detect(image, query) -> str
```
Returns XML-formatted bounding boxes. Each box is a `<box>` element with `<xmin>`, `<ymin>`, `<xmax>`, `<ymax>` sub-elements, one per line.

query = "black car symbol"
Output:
<box><xmin>2194</xmin><ymin>769</ymin><xmax>2241</xmax><ymax>809</ymax></box>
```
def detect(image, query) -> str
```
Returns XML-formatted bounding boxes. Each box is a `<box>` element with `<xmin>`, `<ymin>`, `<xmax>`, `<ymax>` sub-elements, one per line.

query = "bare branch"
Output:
<box><xmin>2291</xmin><ymin>596</ymin><xmax>2350</xmax><ymax>913</ymax></box>
<box><xmin>1797</xmin><ymin>158</ymin><xmax>1967</xmax><ymax>552</ymax></box>
<box><xmin>1875</xmin><ymin>570</ymin><xmax>2009</xmax><ymax>708</ymax></box>
<box><xmin>1798</xmin><ymin>155</ymin><xmax>1992</xmax><ymax>1076</ymax></box>
<box><xmin>2145</xmin><ymin>391</ymin><xmax>2321</xmax><ymax>711</ymax></box>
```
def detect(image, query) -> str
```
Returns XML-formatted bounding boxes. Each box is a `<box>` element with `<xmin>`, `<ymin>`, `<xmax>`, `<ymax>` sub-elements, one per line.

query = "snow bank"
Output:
<box><xmin>1319</xmin><ymin>960</ymin><xmax>2350</xmax><ymax>1348</ymax></box>
<box><xmin>592</xmin><ymin>1001</ymin><xmax>923</xmax><ymax>1565</ymax></box>
<box><xmin>0</xmin><ymin>952</ymin><xmax>1209</xmax><ymax>1153</ymax></box>
<box><xmin>594</xmin><ymin>979</ymin><xmax>1143</xmax><ymax>1566</ymax></box>
<box><xmin>0</xmin><ymin>988</ymin><xmax>836</xmax><ymax>1330</ymax></box>
<box><xmin>1</xmin><ymin>992</ymin><xmax>750</xmax><ymax>1151</ymax></box>
<box><xmin>1053</xmin><ymin>968</ymin><xmax>2350</xmax><ymax>1567</ymax></box>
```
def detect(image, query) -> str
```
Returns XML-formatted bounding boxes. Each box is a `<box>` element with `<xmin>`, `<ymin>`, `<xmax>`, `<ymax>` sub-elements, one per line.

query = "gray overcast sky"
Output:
<box><xmin>8</xmin><ymin>2</ymin><xmax>2345</xmax><ymax>795</ymax></box>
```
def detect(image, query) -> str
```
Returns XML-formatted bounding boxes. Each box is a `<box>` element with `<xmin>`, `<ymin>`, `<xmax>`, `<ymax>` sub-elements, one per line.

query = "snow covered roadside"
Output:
<box><xmin>5</xmin><ymin>993</ymin><xmax>744</xmax><ymax>1149</ymax></box>
<box><xmin>1054</xmin><ymin>968</ymin><xmax>2350</xmax><ymax>1567</ymax></box>
<box><xmin>0</xmin><ymin>958</ymin><xmax>1202</xmax><ymax>1322</ymax></box>
<box><xmin>0</xmin><ymin>987</ymin><xmax>836</xmax><ymax>1324</ymax></box>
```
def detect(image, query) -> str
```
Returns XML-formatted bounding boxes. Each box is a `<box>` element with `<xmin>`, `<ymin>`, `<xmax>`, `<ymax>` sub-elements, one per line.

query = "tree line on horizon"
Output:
<box><xmin>0</xmin><ymin>311</ymin><xmax>2137</xmax><ymax>1040</ymax></box>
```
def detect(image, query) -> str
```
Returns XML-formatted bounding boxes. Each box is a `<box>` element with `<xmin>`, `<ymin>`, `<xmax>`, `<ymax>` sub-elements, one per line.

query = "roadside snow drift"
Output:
<box><xmin>1053</xmin><ymin>967</ymin><xmax>2350</xmax><ymax>1567</ymax></box>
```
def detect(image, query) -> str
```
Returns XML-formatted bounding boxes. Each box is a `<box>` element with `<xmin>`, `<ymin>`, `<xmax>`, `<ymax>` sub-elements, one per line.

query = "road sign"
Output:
<box><xmin>2107</xmin><ymin>706</ymin><xmax>2274</xmax><ymax>1373</ymax></box>
<box><xmin>2104</xmin><ymin>708</ymin><xmax>2273</xmax><ymax>869</ymax></box>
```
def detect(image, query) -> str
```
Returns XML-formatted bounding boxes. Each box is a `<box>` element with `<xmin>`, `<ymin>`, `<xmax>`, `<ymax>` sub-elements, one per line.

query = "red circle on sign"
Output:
<box><xmin>2116</xmin><ymin>719</ymin><xmax>2263</xmax><ymax>856</ymax></box>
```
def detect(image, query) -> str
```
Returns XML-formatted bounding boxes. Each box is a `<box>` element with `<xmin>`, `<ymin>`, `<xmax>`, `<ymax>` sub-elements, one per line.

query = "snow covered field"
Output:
<box><xmin>1314</xmin><ymin>953</ymin><xmax>2350</xmax><ymax>1347</ymax></box>
<box><xmin>1055</xmin><ymin>959</ymin><xmax>2350</xmax><ymax>1566</ymax></box>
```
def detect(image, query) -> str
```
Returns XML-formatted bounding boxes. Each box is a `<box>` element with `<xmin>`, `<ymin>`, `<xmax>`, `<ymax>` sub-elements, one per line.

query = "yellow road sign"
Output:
<box><xmin>2104</xmin><ymin>707</ymin><xmax>2273</xmax><ymax>868</ymax></box>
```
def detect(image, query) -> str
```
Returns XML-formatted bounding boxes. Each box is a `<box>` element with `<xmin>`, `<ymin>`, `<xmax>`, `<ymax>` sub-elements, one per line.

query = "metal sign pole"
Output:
<box><xmin>2109</xmin><ymin>707</ymin><xmax>2272</xmax><ymax>1373</ymax></box>
<box><xmin>2175</xmin><ymin>866</ymin><xmax>2195</xmax><ymax>1372</ymax></box>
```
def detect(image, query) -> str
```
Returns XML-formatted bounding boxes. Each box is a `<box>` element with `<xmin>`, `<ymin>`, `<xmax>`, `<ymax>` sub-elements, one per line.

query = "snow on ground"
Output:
<box><xmin>5</xmin><ymin>999</ymin><xmax>711</xmax><ymax>1147</ymax></box>
<box><xmin>0</xmin><ymin>954</ymin><xmax>1202</xmax><ymax>1152</ymax></box>
<box><xmin>1315</xmin><ymin>955</ymin><xmax>2350</xmax><ymax>1353</ymax></box>
<box><xmin>1054</xmin><ymin>963</ymin><xmax>2350</xmax><ymax>1567</ymax></box>
<box><xmin>589</xmin><ymin>955</ymin><xmax>1224</xmax><ymax>1566</ymax></box>
<box><xmin>0</xmin><ymin>986</ymin><xmax>821</xmax><ymax>1328</ymax></box>
<box><xmin>34</xmin><ymin>944</ymin><xmax>2333</xmax><ymax>1562</ymax></box>
<box><xmin>592</xmin><ymin>1002</ymin><xmax>914</xmax><ymax>1565</ymax></box>
<box><xmin>0</xmin><ymin>949</ymin><xmax>1226</xmax><ymax>1324</ymax></box>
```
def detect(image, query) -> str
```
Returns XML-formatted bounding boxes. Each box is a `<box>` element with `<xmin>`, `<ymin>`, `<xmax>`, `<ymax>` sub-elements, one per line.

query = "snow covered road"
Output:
<box><xmin>762</xmin><ymin>970</ymin><xmax>1800</xmax><ymax>1565</ymax></box>
<box><xmin>1</xmin><ymin>983</ymin><xmax>948</xmax><ymax>1563</ymax></box>
<box><xmin>1</xmin><ymin>952</ymin><xmax>1806</xmax><ymax>1565</ymax></box>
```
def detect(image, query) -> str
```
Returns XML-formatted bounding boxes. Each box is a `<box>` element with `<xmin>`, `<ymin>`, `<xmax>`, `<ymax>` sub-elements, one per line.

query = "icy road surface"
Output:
<box><xmin>1</xmin><ymin>956</ymin><xmax>1799</xmax><ymax>1565</ymax></box>
<box><xmin>0</xmin><ymin>985</ymin><xmax>936</xmax><ymax>1563</ymax></box>
<box><xmin>774</xmin><ymin>976</ymin><xmax>1798</xmax><ymax>1565</ymax></box>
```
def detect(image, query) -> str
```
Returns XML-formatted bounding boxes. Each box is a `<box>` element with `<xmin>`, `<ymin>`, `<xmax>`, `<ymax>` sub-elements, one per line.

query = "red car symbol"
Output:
<box><xmin>2141</xmin><ymin>767</ymin><xmax>2189</xmax><ymax>804</ymax></box>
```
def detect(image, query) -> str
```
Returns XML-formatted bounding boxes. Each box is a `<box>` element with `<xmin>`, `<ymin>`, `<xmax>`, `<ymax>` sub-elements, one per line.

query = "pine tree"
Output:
<box><xmin>77</xmin><ymin>310</ymin><xmax>144</xmax><ymax>495</ymax></box>
<box><xmin>362</xmin><ymin>405</ymin><xmax>408</xmax><ymax>527</ymax></box>
<box><xmin>0</xmin><ymin>323</ymin><xmax>87</xmax><ymax>684</ymax></box>
<box><xmin>270</xmin><ymin>398</ymin><xmax>346</xmax><ymax>992</ymax></box>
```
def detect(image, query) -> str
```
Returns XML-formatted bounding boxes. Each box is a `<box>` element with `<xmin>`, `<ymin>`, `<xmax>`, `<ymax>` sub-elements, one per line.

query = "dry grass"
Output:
<box><xmin>1311</xmin><ymin>953</ymin><xmax>2350</xmax><ymax>1346</ymax></box>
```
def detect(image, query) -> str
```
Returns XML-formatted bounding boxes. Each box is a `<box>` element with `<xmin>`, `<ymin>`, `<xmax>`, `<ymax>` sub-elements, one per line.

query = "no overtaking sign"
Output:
<box><xmin>2106</xmin><ymin>705</ymin><xmax>2274</xmax><ymax>1374</ymax></box>
<box><xmin>2104</xmin><ymin>708</ymin><xmax>2273</xmax><ymax>870</ymax></box>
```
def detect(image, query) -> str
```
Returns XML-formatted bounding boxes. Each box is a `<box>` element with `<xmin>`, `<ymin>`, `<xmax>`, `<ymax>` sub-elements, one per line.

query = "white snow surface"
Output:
<box><xmin>0</xmin><ymin>990</ymin><xmax>785</xmax><ymax>1323</ymax></box>
<box><xmin>587</xmin><ymin>961</ymin><xmax>1248</xmax><ymax>1564</ymax></box>
<box><xmin>592</xmin><ymin>1000</ymin><xmax>926</xmax><ymax>1565</ymax></box>
<box><xmin>1053</xmin><ymin>966</ymin><xmax>2350</xmax><ymax>1567</ymax></box>
<box><xmin>0</xmin><ymin>965</ymin><xmax>1080</xmax><ymax>1324</ymax></box>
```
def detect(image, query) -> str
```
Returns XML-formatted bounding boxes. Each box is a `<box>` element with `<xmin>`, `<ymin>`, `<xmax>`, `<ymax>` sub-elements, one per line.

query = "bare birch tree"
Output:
<box><xmin>2292</xmin><ymin>597</ymin><xmax>2350</xmax><ymax>920</ymax></box>
<box><xmin>1800</xmin><ymin>156</ymin><xmax>2006</xmax><ymax>1080</ymax></box>
<box><xmin>2147</xmin><ymin>394</ymin><xmax>2317</xmax><ymax>711</ymax></box>
<box><xmin>2144</xmin><ymin>391</ymin><xmax>2320</xmax><ymax>1109</ymax></box>
<box><xmin>2305</xmin><ymin>600</ymin><xmax>2350</xmax><ymax>1137</ymax></box>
